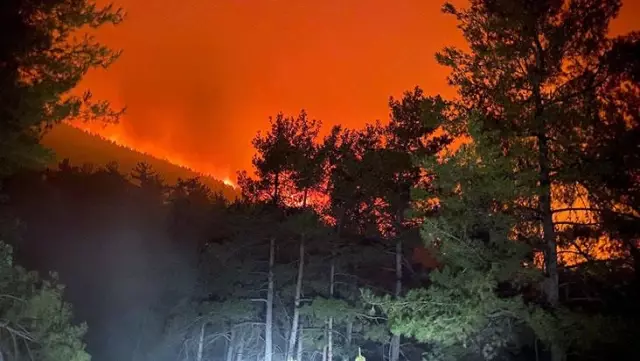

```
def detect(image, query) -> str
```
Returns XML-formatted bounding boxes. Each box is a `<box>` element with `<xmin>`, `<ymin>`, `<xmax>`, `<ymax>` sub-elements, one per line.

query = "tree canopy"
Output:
<box><xmin>0</xmin><ymin>0</ymin><xmax>124</xmax><ymax>177</ymax></box>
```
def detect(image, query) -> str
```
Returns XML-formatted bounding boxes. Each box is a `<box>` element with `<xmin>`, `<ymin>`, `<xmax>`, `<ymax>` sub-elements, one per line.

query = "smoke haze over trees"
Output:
<box><xmin>1</xmin><ymin>1</ymin><xmax>639</xmax><ymax>361</ymax></box>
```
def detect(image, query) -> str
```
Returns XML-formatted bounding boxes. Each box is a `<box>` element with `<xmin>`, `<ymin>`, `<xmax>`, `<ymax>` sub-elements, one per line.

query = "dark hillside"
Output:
<box><xmin>42</xmin><ymin>123</ymin><xmax>239</xmax><ymax>200</ymax></box>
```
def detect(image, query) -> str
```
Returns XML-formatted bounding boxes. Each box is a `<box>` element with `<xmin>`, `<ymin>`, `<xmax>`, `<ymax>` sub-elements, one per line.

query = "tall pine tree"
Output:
<box><xmin>375</xmin><ymin>0</ymin><xmax>637</xmax><ymax>360</ymax></box>
<box><xmin>0</xmin><ymin>0</ymin><xmax>125</xmax><ymax>177</ymax></box>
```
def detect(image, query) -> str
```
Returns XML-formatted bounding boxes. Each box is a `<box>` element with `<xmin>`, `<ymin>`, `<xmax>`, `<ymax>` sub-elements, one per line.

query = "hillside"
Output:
<box><xmin>42</xmin><ymin>123</ymin><xmax>239</xmax><ymax>200</ymax></box>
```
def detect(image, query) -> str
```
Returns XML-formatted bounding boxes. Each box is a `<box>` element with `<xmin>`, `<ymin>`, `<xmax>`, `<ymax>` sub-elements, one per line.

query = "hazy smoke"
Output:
<box><xmin>78</xmin><ymin>0</ymin><xmax>637</xmax><ymax>179</ymax></box>
<box><xmin>78</xmin><ymin>0</ymin><xmax>468</xmax><ymax>178</ymax></box>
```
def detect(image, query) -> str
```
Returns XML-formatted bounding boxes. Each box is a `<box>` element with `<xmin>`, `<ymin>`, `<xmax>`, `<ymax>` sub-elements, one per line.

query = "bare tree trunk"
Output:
<box><xmin>237</xmin><ymin>336</ymin><xmax>245</xmax><ymax>361</ymax></box>
<box><xmin>226</xmin><ymin>328</ymin><xmax>237</xmax><ymax>361</ymax></box>
<box><xmin>342</xmin><ymin>320</ymin><xmax>353</xmax><ymax>361</ymax></box>
<box><xmin>539</xmin><ymin>147</ymin><xmax>559</xmax><ymax>307</ymax></box>
<box><xmin>196</xmin><ymin>322</ymin><xmax>206</xmax><ymax>361</ymax></box>
<box><xmin>539</xmin><ymin>132</ymin><xmax>564</xmax><ymax>361</ymax></box>
<box><xmin>266</xmin><ymin>237</ymin><xmax>275</xmax><ymax>361</ymax></box>
<box><xmin>390</xmin><ymin>239</ymin><xmax>402</xmax><ymax>361</ymax></box>
<box><xmin>322</xmin><ymin>319</ymin><xmax>329</xmax><ymax>361</ymax></box>
<box><xmin>297</xmin><ymin>325</ymin><xmax>304</xmax><ymax>361</ymax></box>
<box><xmin>287</xmin><ymin>236</ymin><xmax>305</xmax><ymax>361</ymax></box>
<box><xmin>534</xmin><ymin>67</ymin><xmax>559</xmax><ymax>309</ymax></box>
<box><xmin>328</xmin><ymin>210</ymin><xmax>344</xmax><ymax>361</ymax></box>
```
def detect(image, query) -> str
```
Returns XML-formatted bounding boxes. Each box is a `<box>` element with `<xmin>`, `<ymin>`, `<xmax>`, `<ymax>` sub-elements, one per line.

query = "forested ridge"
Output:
<box><xmin>1</xmin><ymin>1</ymin><xmax>639</xmax><ymax>361</ymax></box>
<box><xmin>41</xmin><ymin>123</ymin><xmax>238</xmax><ymax>200</ymax></box>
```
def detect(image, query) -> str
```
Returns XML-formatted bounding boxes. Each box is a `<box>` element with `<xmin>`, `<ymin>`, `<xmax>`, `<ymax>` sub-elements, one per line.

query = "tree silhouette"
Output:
<box><xmin>0</xmin><ymin>0</ymin><xmax>124</xmax><ymax>178</ymax></box>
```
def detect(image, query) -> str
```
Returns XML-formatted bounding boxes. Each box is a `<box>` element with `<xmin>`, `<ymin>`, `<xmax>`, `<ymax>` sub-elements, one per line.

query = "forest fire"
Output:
<box><xmin>2</xmin><ymin>1</ymin><xmax>640</xmax><ymax>361</ymax></box>
<box><xmin>69</xmin><ymin>120</ymin><xmax>237</xmax><ymax>187</ymax></box>
<box><xmin>70</xmin><ymin>0</ymin><xmax>639</xmax><ymax>179</ymax></box>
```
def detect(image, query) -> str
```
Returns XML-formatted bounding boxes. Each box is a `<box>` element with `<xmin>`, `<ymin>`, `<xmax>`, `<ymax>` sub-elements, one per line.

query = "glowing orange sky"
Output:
<box><xmin>74</xmin><ymin>0</ymin><xmax>640</xmax><ymax>182</ymax></box>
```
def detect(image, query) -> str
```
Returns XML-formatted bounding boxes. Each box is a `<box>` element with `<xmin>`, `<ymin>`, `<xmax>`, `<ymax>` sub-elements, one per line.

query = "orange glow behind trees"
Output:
<box><xmin>61</xmin><ymin>0</ymin><xmax>638</xmax><ymax>183</ymax></box>
<box><xmin>62</xmin><ymin>0</ymin><xmax>469</xmax><ymax>181</ymax></box>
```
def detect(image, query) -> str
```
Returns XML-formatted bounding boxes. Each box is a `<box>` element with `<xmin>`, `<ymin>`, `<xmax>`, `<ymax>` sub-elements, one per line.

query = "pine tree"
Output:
<box><xmin>0</xmin><ymin>11</ymin><xmax>126</xmax><ymax>357</ymax></box>
<box><xmin>0</xmin><ymin>243</ymin><xmax>90</xmax><ymax>361</ymax></box>
<box><xmin>424</xmin><ymin>1</ymin><xmax>635</xmax><ymax>359</ymax></box>
<box><xmin>383</xmin><ymin>88</ymin><xmax>451</xmax><ymax>361</ymax></box>
<box><xmin>373</xmin><ymin>116</ymin><xmax>562</xmax><ymax>360</ymax></box>
<box><xmin>131</xmin><ymin>162</ymin><xmax>165</xmax><ymax>194</ymax></box>
<box><xmin>0</xmin><ymin>0</ymin><xmax>125</xmax><ymax>178</ymax></box>
<box><xmin>239</xmin><ymin>111</ymin><xmax>321</xmax><ymax>207</ymax></box>
<box><xmin>323</xmin><ymin>124</ymin><xmax>387</xmax><ymax>237</ymax></box>
<box><xmin>575</xmin><ymin>32</ymin><xmax>640</xmax><ymax>281</ymax></box>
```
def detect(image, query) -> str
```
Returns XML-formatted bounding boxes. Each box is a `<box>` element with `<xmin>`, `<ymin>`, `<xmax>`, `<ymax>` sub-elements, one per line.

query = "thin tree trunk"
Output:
<box><xmin>287</xmin><ymin>236</ymin><xmax>305</xmax><ymax>361</ymax></box>
<box><xmin>297</xmin><ymin>326</ymin><xmax>304</xmax><ymax>361</ymax></box>
<box><xmin>328</xmin><ymin>260</ymin><xmax>335</xmax><ymax>361</ymax></box>
<box><xmin>539</xmin><ymin>134</ymin><xmax>564</xmax><ymax>361</ymax></box>
<box><xmin>538</xmin><ymin>121</ymin><xmax>559</xmax><ymax>307</ymax></box>
<box><xmin>322</xmin><ymin>318</ymin><xmax>329</xmax><ymax>361</ymax></box>
<box><xmin>196</xmin><ymin>322</ymin><xmax>206</xmax><ymax>361</ymax></box>
<box><xmin>532</xmin><ymin>33</ymin><xmax>563</xmax><ymax>361</ymax></box>
<box><xmin>236</xmin><ymin>336</ymin><xmax>245</xmax><ymax>361</ymax></box>
<box><xmin>265</xmin><ymin>237</ymin><xmax>275</xmax><ymax>361</ymax></box>
<box><xmin>226</xmin><ymin>328</ymin><xmax>237</xmax><ymax>361</ymax></box>
<box><xmin>341</xmin><ymin>319</ymin><xmax>353</xmax><ymax>361</ymax></box>
<box><xmin>390</xmin><ymin>239</ymin><xmax>402</xmax><ymax>361</ymax></box>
